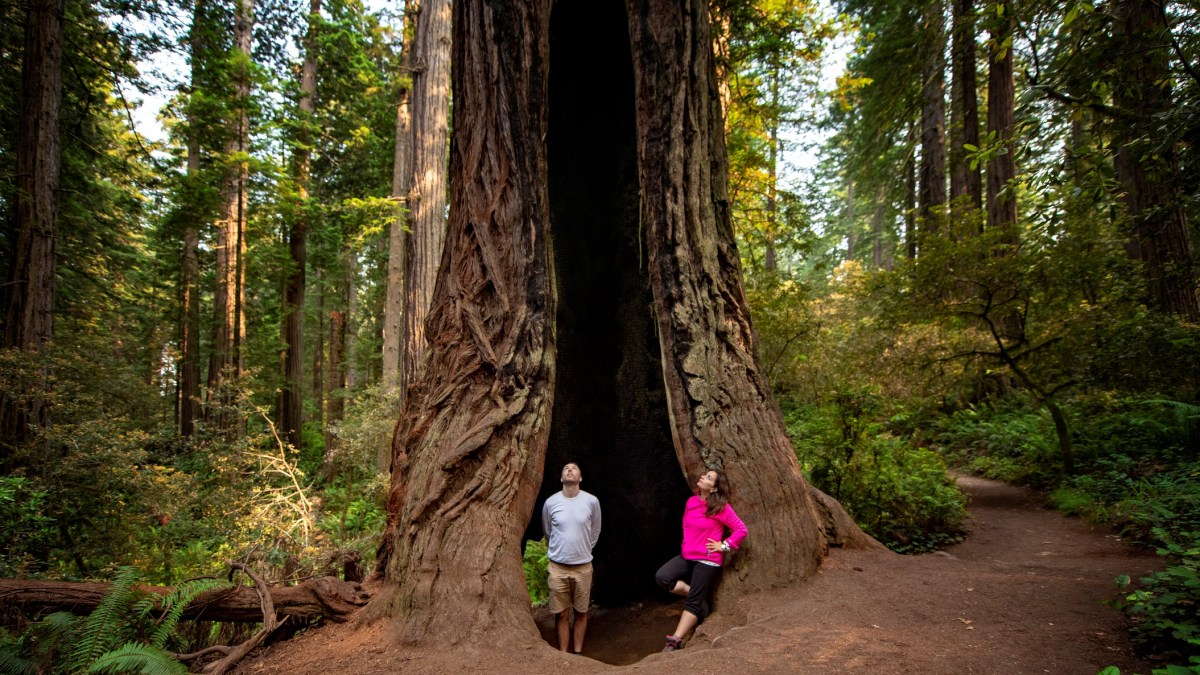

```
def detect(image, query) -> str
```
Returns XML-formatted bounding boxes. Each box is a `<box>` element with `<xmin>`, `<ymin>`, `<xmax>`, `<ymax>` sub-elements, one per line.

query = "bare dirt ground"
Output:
<box><xmin>237</xmin><ymin>475</ymin><xmax>1163</xmax><ymax>674</ymax></box>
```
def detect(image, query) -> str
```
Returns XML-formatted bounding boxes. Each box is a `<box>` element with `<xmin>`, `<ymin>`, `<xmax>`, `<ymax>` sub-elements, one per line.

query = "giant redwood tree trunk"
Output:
<box><xmin>985</xmin><ymin>0</ymin><xmax>1017</xmax><ymax>235</ymax></box>
<box><xmin>370</xmin><ymin>0</ymin><xmax>876</xmax><ymax>646</ymax></box>
<box><xmin>206</xmin><ymin>0</ymin><xmax>253</xmax><ymax>430</ymax></box>
<box><xmin>626</xmin><ymin>0</ymin><xmax>835</xmax><ymax>588</ymax></box>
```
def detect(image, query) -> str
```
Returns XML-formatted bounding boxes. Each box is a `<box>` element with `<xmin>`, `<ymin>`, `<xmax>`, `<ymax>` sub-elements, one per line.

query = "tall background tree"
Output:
<box><xmin>1</xmin><ymin>0</ymin><xmax>66</xmax><ymax>456</ymax></box>
<box><xmin>397</xmin><ymin>0</ymin><xmax>451</xmax><ymax>404</ymax></box>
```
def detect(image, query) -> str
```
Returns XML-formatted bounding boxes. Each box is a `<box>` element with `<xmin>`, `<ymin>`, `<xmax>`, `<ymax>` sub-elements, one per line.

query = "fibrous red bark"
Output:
<box><xmin>369</xmin><ymin>0</ymin><xmax>878</xmax><ymax>647</ymax></box>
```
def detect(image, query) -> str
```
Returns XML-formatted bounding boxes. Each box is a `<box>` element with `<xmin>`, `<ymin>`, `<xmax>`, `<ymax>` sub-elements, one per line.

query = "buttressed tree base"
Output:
<box><xmin>367</xmin><ymin>0</ymin><xmax>879</xmax><ymax>646</ymax></box>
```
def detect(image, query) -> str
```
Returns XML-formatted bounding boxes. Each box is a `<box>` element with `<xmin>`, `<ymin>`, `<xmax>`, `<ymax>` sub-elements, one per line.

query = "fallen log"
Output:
<box><xmin>0</xmin><ymin>575</ymin><xmax>369</xmax><ymax>624</ymax></box>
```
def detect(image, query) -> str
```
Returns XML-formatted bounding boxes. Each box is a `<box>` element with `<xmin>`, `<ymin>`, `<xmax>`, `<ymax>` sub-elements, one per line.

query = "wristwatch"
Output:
<box><xmin>721</xmin><ymin>541</ymin><xmax>731</xmax><ymax>553</ymax></box>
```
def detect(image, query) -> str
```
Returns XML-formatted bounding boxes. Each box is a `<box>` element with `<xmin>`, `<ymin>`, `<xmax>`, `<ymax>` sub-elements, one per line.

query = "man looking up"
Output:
<box><xmin>541</xmin><ymin>462</ymin><xmax>602</xmax><ymax>654</ymax></box>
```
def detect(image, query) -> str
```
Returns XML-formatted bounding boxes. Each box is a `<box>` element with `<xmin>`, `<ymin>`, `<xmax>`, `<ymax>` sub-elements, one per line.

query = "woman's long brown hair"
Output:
<box><xmin>704</xmin><ymin>470</ymin><xmax>730</xmax><ymax>516</ymax></box>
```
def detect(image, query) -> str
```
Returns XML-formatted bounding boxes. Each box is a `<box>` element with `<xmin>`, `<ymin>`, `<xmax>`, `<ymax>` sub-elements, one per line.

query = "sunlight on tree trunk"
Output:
<box><xmin>206</xmin><ymin>0</ymin><xmax>253</xmax><ymax>434</ymax></box>
<box><xmin>381</xmin><ymin>0</ymin><xmax>416</xmax><ymax>394</ymax></box>
<box><xmin>400</xmin><ymin>0</ymin><xmax>452</xmax><ymax>402</ymax></box>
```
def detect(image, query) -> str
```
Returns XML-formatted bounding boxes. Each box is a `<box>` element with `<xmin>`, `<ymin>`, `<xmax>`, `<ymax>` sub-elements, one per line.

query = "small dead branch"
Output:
<box><xmin>198</xmin><ymin>563</ymin><xmax>278</xmax><ymax>674</ymax></box>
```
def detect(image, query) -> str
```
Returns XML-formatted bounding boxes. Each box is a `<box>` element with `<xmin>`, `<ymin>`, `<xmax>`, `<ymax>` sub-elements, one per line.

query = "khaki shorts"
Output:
<box><xmin>547</xmin><ymin>560</ymin><xmax>593</xmax><ymax>614</ymax></box>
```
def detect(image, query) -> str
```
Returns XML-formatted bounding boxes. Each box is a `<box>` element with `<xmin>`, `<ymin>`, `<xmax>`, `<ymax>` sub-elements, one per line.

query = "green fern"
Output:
<box><xmin>148</xmin><ymin>577</ymin><xmax>231</xmax><ymax>649</ymax></box>
<box><xmin>33</xmin><ymin>611</ymin><xmax>81</xmax><ymax>648</ymax></box>
<box><xmin>1145</xmin><ymin>399</ymin><xmax>1200</xmax><ymax>440</ymax></box>
<box><xmin>72</xmin><ymin>566</ymin><xmax>141</xmax><ymax>671</ymax></box>
<box><xmin>85</xmin><ymin>643</ymin><xmax>188</xmax><ymax>675</ymax></box>
<box><xmin>25</xmin><ymin>611</ymin><xmax>81</xmax><ymax>669</ymax></box>
<box><xmin>0</xmin><ymin>646</ymin><xmax>35</xmax><ymax>675</ymax></box>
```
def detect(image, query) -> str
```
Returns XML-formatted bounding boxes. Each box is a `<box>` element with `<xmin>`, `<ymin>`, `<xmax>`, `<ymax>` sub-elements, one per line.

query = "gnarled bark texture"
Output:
<box><xmin>371</xmin><ymin>0</ymin><xmax>555</xmax><ymax>646</ymax></box>
<box><xmin>626</xmin><ymin>0</ymin><xmax>848</xmax><ymax>592</ymax></box>
<box><xmin>369</xmin><ymin>0</ymin><xmax>877</xmax><ymax>647</ymax></box>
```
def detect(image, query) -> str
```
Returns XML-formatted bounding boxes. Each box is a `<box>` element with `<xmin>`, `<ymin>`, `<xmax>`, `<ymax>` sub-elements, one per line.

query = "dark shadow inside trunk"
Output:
<box><xmin>522</xmin><ymin>0</ymin><xmax>692</xmax><ymax>606</ymax></box>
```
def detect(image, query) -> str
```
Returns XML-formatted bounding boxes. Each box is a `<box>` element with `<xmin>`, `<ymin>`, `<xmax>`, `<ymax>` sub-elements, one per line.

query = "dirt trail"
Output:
<box><xmin>239</xmin><ymin>475</ymin><xmax>1162</xmax><ymax>674</ymax></box>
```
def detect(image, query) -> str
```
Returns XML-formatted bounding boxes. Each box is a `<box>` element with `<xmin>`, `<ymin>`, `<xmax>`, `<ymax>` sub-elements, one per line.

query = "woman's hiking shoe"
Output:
<box><xmin>662</xmin><ymin>635</ymin><xmax>684</xmax><ymax>652</ymax></box>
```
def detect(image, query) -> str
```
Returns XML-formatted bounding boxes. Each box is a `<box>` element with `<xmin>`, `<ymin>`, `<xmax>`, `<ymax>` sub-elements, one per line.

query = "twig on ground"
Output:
<box><xmin>198</xmin><ymin>563</ymin><xmax>280</xmax><ymax>675</ymax></box>
<box><xmin>710</xmin><ymin>613</ymin><xmax>777</xmax><ymax>646</ymax></box>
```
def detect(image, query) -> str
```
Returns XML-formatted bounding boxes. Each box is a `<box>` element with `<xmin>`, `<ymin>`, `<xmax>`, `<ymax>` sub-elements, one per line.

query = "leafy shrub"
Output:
<box><xmin>931</xmin><ymin>400</ymin><xmax>1061</xmax><ymax>487</ymax></box>
<box><xmin>1114</xmin><ymin>529</ymin><xmax>1200</xmax><ymax>661</ymax></box>
<box><xmin>787</xmin><ymin>397</ymin><xmax>968</xmax><ymax>553</ymax></box>
<box><xmin>0</xmin><ymin>477</ymin><xmax>56</xmax><ymax>577</ymax></box>
<box><xmin>523</xmin><ymin>538</ymin><xmax>549</xmax><ymax>606</ymax></box>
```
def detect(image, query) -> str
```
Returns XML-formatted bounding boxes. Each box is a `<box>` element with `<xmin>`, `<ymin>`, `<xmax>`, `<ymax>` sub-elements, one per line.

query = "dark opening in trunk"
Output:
<box><xmin>524</xmin><ymin>0</ymin><xmax>692</xmax><ymax>606</ymax></box>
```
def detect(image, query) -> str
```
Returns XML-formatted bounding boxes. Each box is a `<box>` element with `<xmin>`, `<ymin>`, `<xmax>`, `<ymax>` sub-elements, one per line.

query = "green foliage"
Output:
<box><xmin>0</xmin><ymin>476</ymin><xmax>55</xmax><ymax>577</ymax></box>
<box><xmin>932</xmin><ymin>401</ymin><xmax>1061</xmax><ymax>487</ymax></box>
<box><xmin>3</xmin><ymin>568</ymin><xmax>229</xmax><ymax>674</ymax></box>
<box><xmin>85</xmin><ymin>643</ymin><xmax>188</xmax><ymax>675</ymax></box>
<box><xmin>74</xmin><ymin>567</ymin><xmax>143</xmax><ymax>668</ymax></box>
<box><xmin>315</xmin><ymin>477</ymin><xmax>387</xmax><ymax>567</ymax></box>
<box><xmin>787</xmin><ymin>396</ymin><xmax>968</xmax><ymax>553</ymax></box>
<box><xmin>141</xmin><ymin>578</ymin><xmax>232</xmax><ymax>649</ymax></box>
<box><xmin>1114</xmin><ymin>530</ymin><xmax>1200</xmax><ymax>660</ymax></box>
<box><xmin>523</xmin><ymin>538</ymin><xmax>550</xmax><ymax>606</ymax></box>
<box><xmin>0</xmin><ymin>638</ymin><xmax>35</xmax><ymax>675</ymax></box>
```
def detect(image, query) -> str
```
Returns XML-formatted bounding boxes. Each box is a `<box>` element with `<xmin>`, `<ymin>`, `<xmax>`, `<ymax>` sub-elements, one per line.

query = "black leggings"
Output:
<box><xmin>655</xmin><ymin>555</ymin><xmax>722</xmax><ymax>620</ymax></box>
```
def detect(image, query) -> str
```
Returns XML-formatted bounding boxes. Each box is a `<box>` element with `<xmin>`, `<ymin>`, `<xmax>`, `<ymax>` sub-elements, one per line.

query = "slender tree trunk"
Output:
<box><xmin>312</xmin><ymin>270</ymin><xmax>325</xmax><ymax>429</ymax></box>
<box><xmin>399</xmin><ymin>0</ymin><xmax>453</xmax><ymax>402</ymax></box>
<box><xmin>905</xmin><ymin>126</ymin><xmax>918</xmax><ymax>258</ymax></box>
<box><xmin>206</xmin><ymin>0</ymin><xmax>253</xmax><ymax>428</ymax></box>
<box><xmin>381</xmin><ymin>0</ymin><xmax>418</xmax><ymax>394</ymax></box>
<box><xmin>872</xmin><ymin>186</ymin><xmax>888</xmax><ymax>270</ymax></box>
<box><xmin>343</xmin><ymin>251</ymin><xmax>359</xmax><ymax>396</ymax></box>
<box><xmin>985</xmin><ymin>0</ymin><xmax>1017</xmax><ymax>235</ymax></box>
<box><xmin>1112</xmin><ymin>0</ymin><xmax>1199</xmax><ymax>319</ymax></box>
<box><xmin>844</xmin><ymin>178</ymin><xmax>855</xmax><ymax>261</ymax></box>
<box><xmin>181</xmin><ymin>221</ymin><xmax>200</xmax><ymax>436</ymax></box>
<box><xmin>179</xmin><ymin>0</ymin><xmax>206</xmax><ymax>438</ymax></box>
<box><xmin>949</xmin><ymin>0</ymin><xmax>981</xmax><ymax>210</ymax></box>
<box><xmin>1</xmin><ymin>0</ymin><xmax>65</xmax><ymax>455</ymax></box>
<box><xmin>764</xmin><ymin>68</ymin><xmax>779</xmax><ymax>273</ymax></box>
<box><xmin>918</xmin><ymin>0</ymin><xmax>947</xmax><ymax>228</ymax></box>
<box><xmin>279</xmin><ymin>0</ymin><xmax>319</xmax><ymax>450</ymax></box>
<box><xmin>322</xmin><ymin>309</ymin><xmax>345</xmax><ymax>477</ymax></box>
